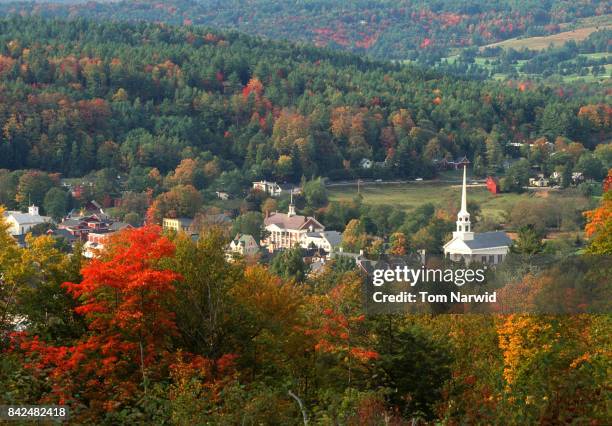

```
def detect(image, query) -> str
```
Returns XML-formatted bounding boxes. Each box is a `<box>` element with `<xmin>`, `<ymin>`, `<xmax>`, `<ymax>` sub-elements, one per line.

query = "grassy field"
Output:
<box><xmin>482</xmin><ymin>25</ymin><xmax>611</xmax><ymax>51</ymax></box>
<box><xmin>328</xmin><ymin>181</ymin><xmax>531</xmax><ymax>222</ymax></box>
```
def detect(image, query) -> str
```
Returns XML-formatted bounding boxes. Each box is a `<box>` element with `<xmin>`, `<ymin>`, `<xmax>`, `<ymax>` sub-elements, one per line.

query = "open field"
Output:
<box><xmin>328</xmin><ymin>181</ymin><xmax>531</xmax><ymax>222</ymax></box>
<box><xmin>482</xmin><ymin>25</ymin><xmax>611</xmax><ymax>51</ymax></box>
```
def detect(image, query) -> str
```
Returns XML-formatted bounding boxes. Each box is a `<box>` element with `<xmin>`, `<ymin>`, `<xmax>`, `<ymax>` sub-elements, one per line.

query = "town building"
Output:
<box><xmin>162</xmin><ymin>217</ymin><xmax>194</xmax><ymax>233</ymax></box>
<box><xmin>300</xmin><ymin>230</ymin><xmax>342</xmax><ymax>255</ymax></box>
<box><xmin>486</xmin><ymin>176</ymin><xmax>500</xmax><ymax>194</ymax></box>
<box><xmin>82</xmin><ymin>222</ymin><xmax>132</xmax><ymax>258</ymax></box>
<box><xmin>359</xmin><ymin>158</ymin><xmax>373</xmax><ymax>169</ymax></box>
<box><xmin>4</xmin><ymin>205</ymin><xmax>52</xmax><ymax>236</ymax></box>
<box><xmin>59</xmin><ymin>214</ymin><xmax>111</xmax><ymax>240</ymax></box>
<box><xmin>215</xmin><ymin>191</ymin><xmax>230</xmax><ymax>200</ymax></box>
<box><xmin>252</xmin><ymin>180</ymin><xmax>282</xmax><ymax>197</ymax></box>
<box><xmin>226</xmin><ymin>234</ymin><xmax>259</xmax><ymax>260</ymax></box>
<box><xmin>263</xmin><ymin>200</ymin><xmax>325</xmax><ymax>252</ymax></box>
<box><xmin>572</xmin><ymin>172</ymin><xmax>585</xmax><ymax>184</ymax></box>
<box><xmin>529</xmin><ymin>174</ymin><xmax>550</xmax><ymax>187</ymax></box>
<box><xmin>443</xmin><ymin>165</ymin><xmax>511</xmax><ymax>265</ymax></box>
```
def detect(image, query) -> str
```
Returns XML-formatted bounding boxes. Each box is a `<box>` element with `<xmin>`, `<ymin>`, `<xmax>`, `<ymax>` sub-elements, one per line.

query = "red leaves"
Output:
<box><xmin>305</xmin><ymin>280</ymin><xmax>379</xmax><ymax>366</ymax></box>
<box><xmin>242</xmin><ymin>77</ymin><xmax>264</xmax><ymax>100</ymax></box>
<box><xmin>13</xmin><ymin>226</ymin><xmax>182</xmax><ymax>415</ymax></box>
<box><xmin>420</xmin><ymin>38</ymin><xmax>432</xmax><ymax>49</ymax></box>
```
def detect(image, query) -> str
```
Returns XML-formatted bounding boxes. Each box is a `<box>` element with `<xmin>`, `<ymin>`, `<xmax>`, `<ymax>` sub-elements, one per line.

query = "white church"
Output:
<box><xmin>443</xmin><ymin>165</ymin><xmax>511</xmax><ymax>265</ymax></box>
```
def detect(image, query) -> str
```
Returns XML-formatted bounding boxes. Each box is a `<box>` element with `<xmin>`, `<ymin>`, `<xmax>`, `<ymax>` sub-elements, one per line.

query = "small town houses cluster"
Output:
<box><xmin>4</xmin><ymin>166</ymin><xmax>511</xmax><ymax>277</ymax></box>
<box><xmin>3</xmin><ymin>201</ymin><xmax>133</xmax><ymax>259</ymax></box>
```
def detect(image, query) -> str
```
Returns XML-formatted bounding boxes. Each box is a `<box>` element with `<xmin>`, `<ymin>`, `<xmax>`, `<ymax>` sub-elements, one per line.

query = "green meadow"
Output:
<box><xmin>328</xmin><ymin>181</ymin><xmax>531</xmax><ymax>222</ymax></box>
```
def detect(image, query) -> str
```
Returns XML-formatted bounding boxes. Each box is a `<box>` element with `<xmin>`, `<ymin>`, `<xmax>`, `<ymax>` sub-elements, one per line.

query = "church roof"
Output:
<box><xmin>264</xmin><ymin>212</ymin><xmax>323</xmax><ymax>231</ymax></box>
<box><xmin>5</xmin><ymin>211</ymin><xmax>50</xmax><ymax>225</ymax></box>
<box><xmin>464</xmin><ymin>231</ymin><xmax>512</xmax><ymax>249</ymax></box>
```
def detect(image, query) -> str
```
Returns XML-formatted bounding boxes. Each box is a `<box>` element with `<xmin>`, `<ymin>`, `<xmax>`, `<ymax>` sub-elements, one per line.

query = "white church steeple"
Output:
<box><xmin>453</xmin><ymin>164</ymin><xmax>474</xmax><ymax>241</ymax></box>
<box><xmin>287</xmin><ymin>190</ymin><xmax>296</xmax><ymax>217</ymax></box>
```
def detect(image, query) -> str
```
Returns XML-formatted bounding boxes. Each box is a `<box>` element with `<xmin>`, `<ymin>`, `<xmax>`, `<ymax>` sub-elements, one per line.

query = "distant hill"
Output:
<box><xmin>0</xmin><ymin>16</ymin><xmax>608</xmax><ymax>184</ymax></box>
<box><xmin>0</xmin><ymin>0</ymin><xmax>610</xmax><ymax>60</ymax></box>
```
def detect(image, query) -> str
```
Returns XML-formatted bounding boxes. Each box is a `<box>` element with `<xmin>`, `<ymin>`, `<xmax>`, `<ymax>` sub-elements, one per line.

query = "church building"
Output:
<box><xmin>263</xmin><ymin>196</ymin><xmax>324</xmax><ymax>253</ymax></box>
<box><xmin>443</xmin><ymin>165</ymin><xmax>511</xmax><ymax>264</ymax></box>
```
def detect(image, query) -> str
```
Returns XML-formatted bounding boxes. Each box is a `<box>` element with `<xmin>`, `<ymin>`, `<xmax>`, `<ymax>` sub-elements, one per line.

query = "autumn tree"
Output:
<box><xmin>584</xmin><ymin>169</ymin><xmax>612</xmax><ymax>254</ymax></box>
<box><xmin>342</xmin><ymin>219</ymin><xmax>368</xmax><ymax>252</ymax></box>
<box><xmin>147</xmin><ymin>184</ymin><xmax>203</xmax><ymax>224</ymax></box>
<box><xmin>304</xmin><ymin>273</ymin><xmax>378</xmax><ymax>386</ymax></box>
<box><xmin>389</xmin><ymin>232</ymin><xmax>409</xmax><ymax>255</ymax></box>
<box><xmin>15</xmin><ymin>226</ymin><xmax>181</xmax><ymax>418</ymax></box>
<box><xmin>0</xmin><ymin>207</ymin><xmax>21</xmax><ymax>340</ymax></box>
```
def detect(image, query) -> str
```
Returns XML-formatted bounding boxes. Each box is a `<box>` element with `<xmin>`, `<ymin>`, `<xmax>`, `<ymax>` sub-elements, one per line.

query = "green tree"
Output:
<box><xmin>43</xmin><ymin>187</ymin><xmax>70</xmax><ymax>221</ymax></box>
<box><xmin>472</xmin><ymin>154</ymin><xmax>486</xmax><ymax>177</ymax></box>
<box><xmin>512</xmin><ymin>225</ymin><xmax>544</xmax><ymax>255</ymax></box>
<box><xmin>269</xmin><ymin>246</ymin><xmax>307</xmax><ymax>282</ymax></box>
<box><xmin>500</xmin><ymin>159</ymin><xmax>530</xmax><ymax>193</ymax></box>
<box><xmin>231</xmin><ymin>211</ymin><xmax>264</xmax><ymax>243</ymax></box>
<box><xmin>575</xmin><ymin>153</ymin><xmax>605</xmax><ymax>181</ymax></box>
<box><xmin>303</xmin><ymin>178</ymin><xmax>328</xmax><ymax>208</ymax></box>
<box><xmin>15</xmin><ymin>171</ymin><xmax>56</xmax><ymax>209</ymax></box>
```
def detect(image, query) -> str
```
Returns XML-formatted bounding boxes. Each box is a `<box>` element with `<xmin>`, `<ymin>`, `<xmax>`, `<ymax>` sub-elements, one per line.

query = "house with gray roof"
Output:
<box><xmin>300</xmin><ymin>230</ymin><xmax>342</xmax><ymax>256</ymax></box>
<box><xmin>4</xmin><ymin>205</ymin><xmax>52</xmax><ymax>236</ymax></box>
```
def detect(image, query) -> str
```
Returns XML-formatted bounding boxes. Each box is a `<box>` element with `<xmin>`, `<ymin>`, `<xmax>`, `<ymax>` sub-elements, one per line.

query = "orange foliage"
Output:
<box><xmin>242</xmin><ymin>77</ymin><xmax>264</xmax><ymax>100</ymax></box>
<box><xmin>305</xmin><ymin>276</ymin><xmax>378</xmax><ymax>368</ymax></box>
<box><xmin>0</xmin><ymin>55</ymin><xmax>16</xmax><ymax>77</ymax></box>
<box><xmin>578</xmin><ymin>104</ymin><xmax>612</xmax><ymax>130</ymax></box>
<box><xmin>584</xmin><ymin>169</ymin><xmax>612</xmax><ymax>254</ymax></box>
<box><xmin>13</xmin><ymin>226</ymin><xmax>181</xmax><ymax>416</ymax></box>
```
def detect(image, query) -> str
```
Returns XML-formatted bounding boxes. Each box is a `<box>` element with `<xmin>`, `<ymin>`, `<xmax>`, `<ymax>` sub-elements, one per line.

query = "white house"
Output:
<box><xmin>216</xmin><ymin>191</ymin><xmax>230</xmax><ymax>200</ymax></box>
<box><xmin>253</xmin><ymin>180</ymin><xmax>282</xmax><ymax>197</ymax></box>
<box><xmin>263</xmin><ymin>202</ymin><xmax>325</xmax><ymax>252</ymax></box>
<box><xmin>227</xmin><ymin>234</ymin><xmax>259</xmax><ymax>259</ymax></box>
<box><xmin>529</xmin><ymin>175</ymin><xmax>549</xmax><ymax>187</ymax></box>
<box><xmin>4</xmin><ymin>205</ymin><xmax>51</xmax><ymax>236</ymax></box>
<box><xmin>359</xmin><ymin>158</ymin><xmax>373</xmax><ymax>169</ymax></box>
<box><xmin>572</xmin><ymin>172</ymin><xmax>585</xmax><ymax>184</ymax></box>
<box><xmin>300</xmin><ymin>230</ymin><xmax>342</xmax><ymax>254</ymax></box>
<box><xmin>443</xmin><ymin>165</ymin><xmax>511</xmax><ymax>265</ymax></box>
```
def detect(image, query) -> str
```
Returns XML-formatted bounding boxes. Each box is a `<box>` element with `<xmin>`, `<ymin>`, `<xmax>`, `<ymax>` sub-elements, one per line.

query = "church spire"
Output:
<box><xmin>453</xmin><ymin>163</ymin><xmax>473</xmax><ymax>240</ymax></box>
<box><xmin>460</xmin><ymin>162</ymin><xmax>468</xmax><ymax>214</ymax></box>
<box><xmin>288</xmin><ymin>190</ymin><xmax>296</xmax><ymax>217</ymax></box>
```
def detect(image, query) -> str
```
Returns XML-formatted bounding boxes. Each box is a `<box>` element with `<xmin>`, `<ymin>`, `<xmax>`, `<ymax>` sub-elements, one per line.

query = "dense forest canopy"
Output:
<box><xmin>0</xmin><ymin>0</ymin><xmax>610</xmax><ymax>60</ymax></box>
<box><xmin>0</xmin><ymin>16</ymin><xmax>608</xmax><ymax>187</ymax></box>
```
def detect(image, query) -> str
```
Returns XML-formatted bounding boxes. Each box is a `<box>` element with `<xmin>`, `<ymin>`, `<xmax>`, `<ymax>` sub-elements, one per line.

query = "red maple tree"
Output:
<box><xmin>15</xmin><ymin>226</ymin><xmax>181</xmax><ymax>415</ymax></box>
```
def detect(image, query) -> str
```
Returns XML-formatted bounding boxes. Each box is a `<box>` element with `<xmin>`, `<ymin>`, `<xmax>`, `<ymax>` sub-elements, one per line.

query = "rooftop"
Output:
<box><xmin>464</xmin><ymin>231</ymin><xmax>512</xmax><ymax>250</ymax></box>
<box><xmin>264</xmin><ymin>212</ymin><xmax>323</xmax><ymax>231</ymax></box>
<box><xmin>5</xmin><ymin>211</ymin><xmax>51</xmax><ymax>225</ymax></box>
<box><xmin>305</xmin><ymin>230</ymin><xmax>342</xmax><ymax>247</ymax></box>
